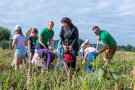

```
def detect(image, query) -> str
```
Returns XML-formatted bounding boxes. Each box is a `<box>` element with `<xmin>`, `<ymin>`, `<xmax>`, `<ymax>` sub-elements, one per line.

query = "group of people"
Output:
<box><xmin>12</xmin><ymin>17</ymin><xmax>117</xmax><ymax>73</ymax></box>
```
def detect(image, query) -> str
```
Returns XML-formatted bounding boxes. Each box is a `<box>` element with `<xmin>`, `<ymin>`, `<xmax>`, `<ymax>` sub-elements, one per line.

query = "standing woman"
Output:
<box><xmin>37</xmin><ymin>21</ymin><xmax>54</xmax><ymax>50</ymax></box>
<box><xmin>60</xmin><ymin>17</ymin><xmax>79</xmax><ymax>69</ymax></box>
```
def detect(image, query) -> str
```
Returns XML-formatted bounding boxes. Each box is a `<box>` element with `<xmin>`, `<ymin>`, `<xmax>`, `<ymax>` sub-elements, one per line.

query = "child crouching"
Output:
<box><xmin>82</xmin><ymin>45</ymin><xmax>99</xmax><ymax>74</ymax></box>
<box><xmin>32</xmin><ymin>49</ymin><xmax>57</xmax><ymax>71</ymax></box>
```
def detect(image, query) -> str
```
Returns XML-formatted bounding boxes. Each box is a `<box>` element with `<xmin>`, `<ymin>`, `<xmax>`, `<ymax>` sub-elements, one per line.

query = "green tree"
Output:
<box><xmin>117</xmin><ymin>45</ymin><xmax>126</xmax><ymax>51</ymax></box>
<box><xmin>0</xmin><ymin>26</ymin><xmax>11</xmax><ymax>41</ymax></box>
<box><xmin>126</xmin><ymin>44</ymin><xmax>132</xmax><ymax>51</ymax></box>
<box><xmin>0</xmin><ymin>26</ymin><xmax>11</xmax><ymax>49</ymax></box>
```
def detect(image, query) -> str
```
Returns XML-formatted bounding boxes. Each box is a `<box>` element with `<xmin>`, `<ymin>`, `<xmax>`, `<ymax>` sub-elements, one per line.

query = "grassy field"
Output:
<box><xmin>0</xmin><ymin>49</ymin><xmax>135</xmax><ymax>90</ymax></box>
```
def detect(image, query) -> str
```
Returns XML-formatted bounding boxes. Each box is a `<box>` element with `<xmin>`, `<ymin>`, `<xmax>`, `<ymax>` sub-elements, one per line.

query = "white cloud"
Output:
<box><xmin>118</xmin><ymin>10</ymin><xmax>135</xmax><ymax>16</ymax></box>
<box><xmin>96</xmin><ymin>1</ymin><xmax>110</xmax><ymax>9</ymax></box>
<box><xmin>0</xmin><ymin>0</ymin><xmax>135</xmax><ymax>46</ymax></box>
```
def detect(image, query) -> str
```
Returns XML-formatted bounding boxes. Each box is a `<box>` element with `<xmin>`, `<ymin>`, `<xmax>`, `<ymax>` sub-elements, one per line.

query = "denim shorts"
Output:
<box><xmin>14</xmin><ymin>47</ymin><xmax>27</xmax><ymax>57</ymax></box>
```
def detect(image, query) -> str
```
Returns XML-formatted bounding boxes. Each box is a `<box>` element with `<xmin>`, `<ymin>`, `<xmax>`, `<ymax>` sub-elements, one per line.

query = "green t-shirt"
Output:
<box><xmin>99</xmin><ymin>30</ymin><xmax>117</xmax><ymax>46</ymax></box>
<box><xmin>37</xmin><ymin>28</ymin><xmax>54</xmax><ymax>45</ymax></box>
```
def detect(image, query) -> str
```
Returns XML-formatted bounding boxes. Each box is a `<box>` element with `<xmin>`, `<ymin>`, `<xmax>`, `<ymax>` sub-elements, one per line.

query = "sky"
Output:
<box><xmin>0</xmin><ymin>0</ymin><xmax>135</xmax><ymax>46</ymax></box>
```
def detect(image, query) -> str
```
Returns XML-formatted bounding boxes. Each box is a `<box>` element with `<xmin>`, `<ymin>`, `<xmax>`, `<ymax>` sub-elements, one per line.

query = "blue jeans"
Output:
<box><xmin>85</xmin><ymin>52</ymin><xmax>98</xmax><ymax>74</ymax></box>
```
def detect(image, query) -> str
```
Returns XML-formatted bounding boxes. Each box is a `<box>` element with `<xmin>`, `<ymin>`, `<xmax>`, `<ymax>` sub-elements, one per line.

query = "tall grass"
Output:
<box><xmin>0</xmin><ymin>49</ymin><xmax>134</xmax><ymax>90</ymax></box>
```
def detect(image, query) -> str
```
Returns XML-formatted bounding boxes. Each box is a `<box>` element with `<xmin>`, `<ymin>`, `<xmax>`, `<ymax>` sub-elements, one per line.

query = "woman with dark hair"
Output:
<box><xmin>60</xmin><ymin>17</ymin><xmax>79</xmax><ymax>69</ymax></box>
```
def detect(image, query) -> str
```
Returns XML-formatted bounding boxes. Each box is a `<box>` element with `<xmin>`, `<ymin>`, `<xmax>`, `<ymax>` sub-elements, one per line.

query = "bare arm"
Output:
<box><xmin>27</xmin><ymin>40</ymin><xmax>31</xmax><ymax>51</ymax></box>
<box><xmin>99</xmin><ymin>44</ymin><xmax>108</xmax><ymax>53</ymax></box>
<box><xmin>39</xmin><ymin>36</ymin><xmax>46</xmax><ymax>48</ymax></box>
<box><xmin>82</xmin><ymin>50</ymin><xmax>89</xmax><ymax>64</ymax></box>
<box><xmin>80</xmin><ymin>43</ymin><xmax>84</xmax><ymax>48</ymax></box>
<box><xmin>97</xmin><ymin>38</ymin><xmax>101</xmax><ymax>41</ymax></box>
<box><xmin>12</xmin><ymin>39</ymin><xmax>16</xmax><ymax>48</ymax></box>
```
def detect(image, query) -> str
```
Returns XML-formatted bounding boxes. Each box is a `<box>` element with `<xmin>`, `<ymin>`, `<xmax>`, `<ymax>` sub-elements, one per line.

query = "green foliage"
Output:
<box><xmin>0</xmin><ymin>50</ymin><xmax>134</xmax><ymax>90</ymax></box>
<box><xmin>0</xmin><ymin>26</ymin><xmax>11</xmax><ymax>41</ymax></box>
<box><xmin>117</xmin><ymin>44</ymin><xmax>135</xmax><ymax>51</ymax></box>
<box><xmin>125</xmin><ymin>44</ymin><xmax>132</xmax><ymax>51</ymax></box>
<box><xmin>0</xmin><ymin>40</ymin><xmax>10</xmax><ymax>49</ymax></box>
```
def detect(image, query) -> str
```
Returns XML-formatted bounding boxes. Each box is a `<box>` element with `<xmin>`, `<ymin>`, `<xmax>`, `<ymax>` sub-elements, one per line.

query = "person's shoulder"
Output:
<box><xmin>13</xmin><ymin>34</ymin><xmax>17</xmax><ymax>37</ymax></box>
<box><xmin>27</xmin><ymin>36</ymin><xmax>33</xmax><ymax>40</ymax></box>
<box><xmin>40</xmin><ymin>28</ymin><xmax>47</xmax><ymax>35</ymax></box>
<box><xmin>73</xmin><ymin>26</ymin><xmax>79</xmax><ymax>32</ymax></box>
<box><xmin>100</xmin><ymin>30</ymin><xmax>108</xmax><ymax>35</ymax></box>
<box><xmin>101</xmin><ymin>30</ymin><xmax>106</xmax><ymax>32</ymax></box>
<box><xmin>15</xmin><ymin>34</ymin><xmax>25</xmax><ymax>39</ymax></box>
<box><xmin>13</xmin><ymin>34</ymin><xmax>18</xmax><ymax>39</ymax></box>
<box><xmin>15</xmin><ymin>34</ymin><xmax>21</xmax><ymax>38</ymax></box>
<box><xmin>42</xmin><ymin>28</ymin><xmax>48</xmax><ymax>32</ymax></box>
<box><xmin>21</xmin><ymin>35</ymin><xmax>26</xmax><ymax>40</ymax></box>
<box><xmin>74</xmin><ymin>25</ymin><xmax>77</xmax><ymax>28</ymax></box>
<box><xmin>73</xmin><ymin>25</ymin><xmax>78</xmax><ymax>30</ymax></box>
<box><xmin>51</xmin><ymin>29</ymin><xmax>54</xmax><ymax>33</ymax></box>
<box><xmin>100</xmin><ymin>30</ymin><xmax>110</xmax><ymax>39</ymax></box>
<box><xmin>101</xmin><ymin>30</ymin><xmax>108</xmax><ymax>33</ymax></box>
<box><xmin>61</xmin><ymin>26</ymin><xmax>64</xmax><ymax>29</ymax></box>
<box><xmin>43</xmin><ymin>28</ymin><xmax>48</xmax><ymax>30</ymax></box>
<box><xmin>61</xmin><ymin>26</ymin><xmax>66</xmax><ymax>30</ymax></box>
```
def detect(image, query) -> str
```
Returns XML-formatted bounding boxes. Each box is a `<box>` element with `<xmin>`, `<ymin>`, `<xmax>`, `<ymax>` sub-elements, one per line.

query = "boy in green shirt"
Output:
<box><xmin>37</xmin><ymin>21</ymin><xmax>54</xmax><ymax>50</ymax></box>
<box><xmin>92</xmin><ymin>26</ymin><xmax>117</xmax><ymax>63</ymax></box>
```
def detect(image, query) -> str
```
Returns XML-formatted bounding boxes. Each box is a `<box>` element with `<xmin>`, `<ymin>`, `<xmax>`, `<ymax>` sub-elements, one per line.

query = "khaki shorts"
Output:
<box><xmin>104</xmin><ymin>45</ymin><xmax>117</xmax><ymax>60</ymax></box>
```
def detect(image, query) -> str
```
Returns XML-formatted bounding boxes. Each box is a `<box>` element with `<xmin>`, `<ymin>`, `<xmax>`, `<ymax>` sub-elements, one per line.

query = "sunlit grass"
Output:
<box><xmin>0</xmin><ymin>49</ymin><xmax>134</xmax><ymax>90</ymax></box>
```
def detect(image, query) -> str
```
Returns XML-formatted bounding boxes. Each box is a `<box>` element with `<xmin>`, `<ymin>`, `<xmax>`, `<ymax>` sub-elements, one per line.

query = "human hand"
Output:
<box><xmin>97</xmin><ymin>38</ymin><xmax>101</xmax><ymax>41</ymax></box>
<box><xmin>44</xmin><ymin>45</ymin><xmax>47</xmax><ymax>49</ymax></box>
<box><xmin>48</xmin><ymin>45</ymin><xmax>52</xmax><ymax>50</ymax></box>
<box><xmin>97</xmin><ymin>51</ymin><xmax>102</xmax><ymax>53</ymax></box>
<box><xmin>69</xmin><ymin>46</ymin><xmax>73</xmax><ymax>51</ymax></box>
<box><xmin>63</xmin><ymin>45</ymin><xmax>68</xmax><ymax>52</ymax></box>
<box><xmin>82</xmin><ymin>60</ymin><xmax>85</xmax><ymax>65</ymax></box>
